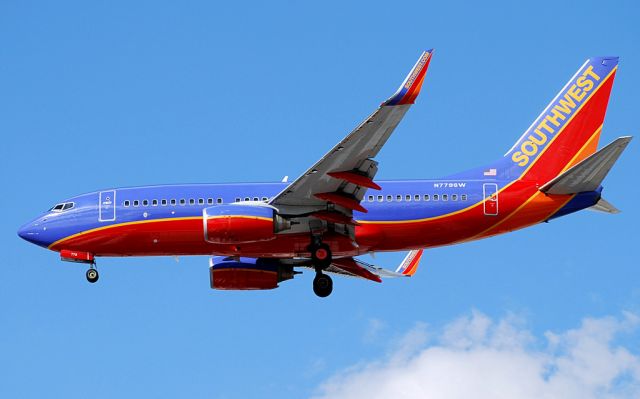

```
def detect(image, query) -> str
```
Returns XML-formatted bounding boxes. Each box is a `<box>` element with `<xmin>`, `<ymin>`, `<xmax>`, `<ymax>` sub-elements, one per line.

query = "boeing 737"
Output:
<box><xmin>17</xmin><ymin>50</ymin><xmax>631</xmax><ymax>297</ymax></box>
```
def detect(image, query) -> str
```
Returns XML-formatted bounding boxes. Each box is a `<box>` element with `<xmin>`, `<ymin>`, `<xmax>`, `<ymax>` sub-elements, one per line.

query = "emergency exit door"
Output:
<box><xmin>483</xmin><ymin>183</ymin><xmax>498</xmax><ymax>216</ymax></box>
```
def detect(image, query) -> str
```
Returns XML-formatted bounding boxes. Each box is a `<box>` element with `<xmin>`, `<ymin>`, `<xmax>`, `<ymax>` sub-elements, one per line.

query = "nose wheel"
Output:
<box><xmin>86</xmin><ymin>266</ymin><xmax>99</xmax><ymax>283</ymax></box>
<box><xmin>313</xmin><ymin>272</ymin><xmax>333</xmax><ymax>298</ymax></box>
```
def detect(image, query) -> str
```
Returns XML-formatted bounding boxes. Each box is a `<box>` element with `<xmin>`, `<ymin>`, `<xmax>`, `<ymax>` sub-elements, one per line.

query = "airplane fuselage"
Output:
<box><xmin>18</xmin><ymin>178</ymin><xmax>599</xmax><ymax>259</ymax></box>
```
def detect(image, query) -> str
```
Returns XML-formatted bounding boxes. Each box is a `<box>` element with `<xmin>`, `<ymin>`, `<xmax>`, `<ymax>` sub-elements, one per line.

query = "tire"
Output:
<box><xmin>86</xmin><ymin>268</ymin><xmax>99</xmax><ymax>283</ymax></box>
<box><xmin>313</xmin><ymin>273</ymin><xmax>333</xmax><ymax>298</ymax></box>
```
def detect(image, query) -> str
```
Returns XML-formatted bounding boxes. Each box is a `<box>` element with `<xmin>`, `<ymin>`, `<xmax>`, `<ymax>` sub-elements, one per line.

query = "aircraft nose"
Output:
<box><xmin>18</xmin><ymin>222</ymin><xmax>36</xmax><ymax>241</ymax></box>
<box><xmin>17</xmin><ymin>220</ymin><xmax>46</xmax><ymax>246</ymax></box>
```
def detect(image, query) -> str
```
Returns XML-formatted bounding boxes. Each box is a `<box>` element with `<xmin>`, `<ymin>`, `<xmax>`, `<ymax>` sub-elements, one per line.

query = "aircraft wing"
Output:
<box><xmin>270</xmin><ymin>50</ymin><xmax>433</xmax><ymax>223</ymax></box>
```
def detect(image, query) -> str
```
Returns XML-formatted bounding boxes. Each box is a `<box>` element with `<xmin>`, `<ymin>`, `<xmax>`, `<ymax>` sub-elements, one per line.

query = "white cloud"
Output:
<box><xmin>311</xmin><ymin>311</ymin><xmax>640</xmax><ymax>399</ymax></box>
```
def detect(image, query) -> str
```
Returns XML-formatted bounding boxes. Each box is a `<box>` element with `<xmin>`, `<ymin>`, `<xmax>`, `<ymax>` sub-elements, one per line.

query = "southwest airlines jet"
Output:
<box><xmin>18</xmin><ymin>50</ymin><xmax>631</xmax><ymax>297</ymax></box>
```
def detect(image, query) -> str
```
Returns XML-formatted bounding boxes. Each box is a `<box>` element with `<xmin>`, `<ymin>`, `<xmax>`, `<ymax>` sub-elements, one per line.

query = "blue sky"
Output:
<box><xmin>1</xmin><ymin>1</ymin><xmax>639</xmax><ymax>398</ymax></box>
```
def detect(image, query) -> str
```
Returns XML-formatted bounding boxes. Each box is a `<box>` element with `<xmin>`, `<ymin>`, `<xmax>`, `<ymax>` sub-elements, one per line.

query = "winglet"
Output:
<box><xmin>384</xmin><ymin>50</ymin><xmax>433</xmax><ymax>106</ymax></box>
<box><xmin>395</xmin><ymin>249</ymin><xmax>424</xmax><ymax>276</ymax></box>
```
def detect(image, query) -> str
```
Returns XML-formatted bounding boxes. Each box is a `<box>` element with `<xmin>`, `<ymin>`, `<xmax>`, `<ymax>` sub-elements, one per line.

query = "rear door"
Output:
<box><xmin>483</xmin><ymin>183</ymin><xmax>498</xmax><ymax>216</ymax></box>
<box><xmin>99</xmin><ymin>190</ymin><xmax>116</xmax><ymax>222</ymax></box>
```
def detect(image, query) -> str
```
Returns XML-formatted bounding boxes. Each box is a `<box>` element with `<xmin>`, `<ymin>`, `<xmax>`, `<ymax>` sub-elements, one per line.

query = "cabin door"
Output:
<box><xmin>483</xmin><ymin>183</ymin><xmax>499</xmax><ymax>216</ymax></box>
<box><xmin>99</xmin><ymin>190</ymin><xmax>117</xmax><ymax>222</ymax></box>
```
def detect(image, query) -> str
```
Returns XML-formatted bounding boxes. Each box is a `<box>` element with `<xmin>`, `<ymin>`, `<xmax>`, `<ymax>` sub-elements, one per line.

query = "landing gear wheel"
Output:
<box><xmin>310</xmin><ymin>243</ymin><xmax>332</xmax><ymax>269</ymax></box>
<box><xmin>313</xmin><ymin>273</ymin><xmax>333</xmax><ymax>298</ymax></box>
<box><xmin>86</xmin><ymin>268</ymin><xmax>99</xmax><ymax>284</ymax></box>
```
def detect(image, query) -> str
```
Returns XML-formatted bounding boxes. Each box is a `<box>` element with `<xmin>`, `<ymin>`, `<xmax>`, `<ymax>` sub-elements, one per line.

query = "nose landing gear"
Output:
<box><xmin>86</xmin><ymin>264</ymin><xmax>99</xmax><ymax>283</ymax></box>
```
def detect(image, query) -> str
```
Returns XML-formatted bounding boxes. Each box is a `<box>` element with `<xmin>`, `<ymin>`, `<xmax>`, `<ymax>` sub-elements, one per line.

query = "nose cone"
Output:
<box><xmin>17</xmin><ymin>220</ymin><xmax>49</xmax><ymax>247</ymax></box>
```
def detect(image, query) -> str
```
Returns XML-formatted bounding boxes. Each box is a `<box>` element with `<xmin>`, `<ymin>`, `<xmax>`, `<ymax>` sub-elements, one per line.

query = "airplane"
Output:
<box><xmin>17</xmin><ymin>50</ymin><xmax>631</xmax><ymax>298</ymax></box>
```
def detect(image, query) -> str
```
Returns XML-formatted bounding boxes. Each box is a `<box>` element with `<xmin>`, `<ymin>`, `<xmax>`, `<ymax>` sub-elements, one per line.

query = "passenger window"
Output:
<box><xmin>443</xmin><ymin>194</ymin><xmax>448</xmax><ymax>201</ymax></box>
<box><xmin>452</xmin><ymin>194</ymin><xmax>458</xmax><ymax>201</ymax></box>
<box><xmin>207</xmin><ymin>198</ymin><xmax>214</xmax><ymax>205</ymax></box>
<box><xmin>198</xmin><ymin>198</ymin><xmax>205</xmax><ymax>205</ymax></box>
<box><xmin>414</xmin><ymin>194</ymin><xmax>420</xmax><ymax>201</ymax></box>
<box><xmin>170</xmin><ymin>199</ymin><xmax>177</xmax><ymax>206</ymax></box>
<box><xmin>235</xmin><ymin>197</ymin><xmax>241</xmax><ymax>202</ymax></box>
<box><xmin>189</xmin><ymin>199</ymin><xmax>195</xmax><ymax>205</ymax></box>
<box><xmin>424</xmin><ymin>194</ymin><xmax>430</xmax><ymax>201</ymax></box>
<box><xmin>244</xmin><ymin>197</ymin><xmax>250</xmax><ymax>202</ymax></box>
<box><xmin>368</xmin><ymin>195</ymin><xmax>374</xmax><ymax>202</ymax></box>
<box><xmin>152</xmin><ymin>199</ymin><xmax>158</xmax><ymax>206</ymax></box>
<box><xmin>180</xmin><ymin>199</ymin><xmax>186</xmax><ymax>205</ymax></box>
<box><xmin>124</xmin><ymin>200</ymin><xmax>130</xmax><ymax>207</ymax></box>
<box><xmin>142</xmin><ymin>200</ymin><xmax>149</xmax><ymax>206</ymax></box>
<box><xmin>405</xmin><ymin>194</ymin><xmax>411</xmax><ymax>202</ymax></box>
<box><xmin>161</xmin><ymin>199</ymin><xmax>167</xmax><ymax>206</ymax></box>
<box><xmin>461</xmin><ymin>194</ymin><xmax>468</xmax><ymax>201</ymax></box>
<box><xmin>262</xmin><ymin>197</ymin><xmax>268</xmax><ymax>202</ymax></box>
<box><xmin>217</xmin><ymin>198</ymin><xmax>223</xmax><ymax>204</ymax></box>
<box><xmin>386</xmin><ymin>195</ymin><xmax>392</xmax><ymax>202</ymax></box>
<box><xmin>377</xmin><ymin>195</ymin><xmax>383</xmax><ymax>202</ymax></box>
<box><xmin>133</xmin><ymin>200</ymin><xmax>140</xmax><ymax>207</ymax></box>
<box><xmin>396</xmin><ymin>194</ymin><xmax>402</xmax><ymax>202</ymax></box>
<box><xmin>433</xmin><ymin>194</ymin><xmax>439</xmax><ymax>201</ymax></box>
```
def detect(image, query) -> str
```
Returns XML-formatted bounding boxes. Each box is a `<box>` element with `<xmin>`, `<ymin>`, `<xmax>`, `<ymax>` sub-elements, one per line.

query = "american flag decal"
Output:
<box><xmin>483</xmin><ymin>168</ymin><xmax>497</xmax><ymax>176</ymax></box>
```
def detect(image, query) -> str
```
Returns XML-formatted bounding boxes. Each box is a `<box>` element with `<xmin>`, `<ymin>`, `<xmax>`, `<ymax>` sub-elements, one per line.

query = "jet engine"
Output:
<box><xmin>209</xmin><ymin>256</ymin><xmax>296</xmax><ymax>290</ymax></box>
<box><xmin>203</xmin><ymin>204</ymin><xmax>290</xmax><ymax>244</ymax></box>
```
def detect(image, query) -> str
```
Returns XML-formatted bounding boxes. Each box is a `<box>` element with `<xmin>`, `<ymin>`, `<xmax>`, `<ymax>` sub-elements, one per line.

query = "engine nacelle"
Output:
<box><xmin>203</xmin><ymin>204</ymin><xmax>290</xmax><ymax>244</ymax></box>
<box><xmin>209</xmin><ymin>257</ymin><xmax>295</xmax><ymax>290</ymax></box>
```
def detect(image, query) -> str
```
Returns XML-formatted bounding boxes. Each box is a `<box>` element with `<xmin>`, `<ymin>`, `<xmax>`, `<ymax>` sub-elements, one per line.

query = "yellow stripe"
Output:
<box><xmin>359</xmin><ymin>67</ymin><xmax>616</xmax><ymax>225</ymax></box>
<box><xmin>558</xmin><ymin>125</ymin><xmax>602</xmax><ymax>174</ymax></box>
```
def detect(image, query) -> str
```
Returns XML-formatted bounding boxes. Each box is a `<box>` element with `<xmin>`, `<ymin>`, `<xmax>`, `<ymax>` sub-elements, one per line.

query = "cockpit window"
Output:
<box><xmin>49</xmin><ymin>202</ymin><xmax>74</xmax><ymax>212</ymax></box>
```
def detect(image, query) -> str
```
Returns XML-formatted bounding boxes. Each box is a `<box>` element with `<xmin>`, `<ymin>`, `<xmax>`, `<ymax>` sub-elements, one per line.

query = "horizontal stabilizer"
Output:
<box><xmin>540</xmin><ymin>136</ymin><xmax>632</xmax><ymax>195</ymax></box>
<box><xmin>589</xmin><ymin>197</ymin><xmax>620</xmax><ymax>214</ymax></box>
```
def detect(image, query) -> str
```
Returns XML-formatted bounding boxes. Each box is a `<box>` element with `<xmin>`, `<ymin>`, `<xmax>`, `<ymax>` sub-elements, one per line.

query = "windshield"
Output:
<box><xmin>49</xmin><ymin>202</ymin><xmax>75</xmax><ymax>212</ymax></box>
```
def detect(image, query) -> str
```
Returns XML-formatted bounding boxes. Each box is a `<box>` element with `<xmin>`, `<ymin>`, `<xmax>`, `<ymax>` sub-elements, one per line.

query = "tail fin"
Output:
<box><xmin>540</xmin><ymin>136</ymin><xmax>632</xmax><ymax>194</ymax></box>
<box><xmin>504</xmin><ymin>57</ymin><xmax>619</xmax><ymax>183</ymax></box>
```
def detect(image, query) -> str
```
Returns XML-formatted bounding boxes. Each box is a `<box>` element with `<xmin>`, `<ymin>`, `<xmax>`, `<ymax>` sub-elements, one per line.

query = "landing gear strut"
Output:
<box><xmin>313</xmin><ymin>272</ymin><xmax>333</xmax><ymax>298</ymax></box>
<box><xmin>86</xmin><ymin>265</ymin><xmax>99</xmax><ymax>283</ymax></box>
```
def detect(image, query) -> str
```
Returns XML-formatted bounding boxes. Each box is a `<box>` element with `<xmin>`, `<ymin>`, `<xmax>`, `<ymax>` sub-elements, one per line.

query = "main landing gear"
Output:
<box><xmin>313</xmin><ymin>273</ymin><xmax>333</xmax><ymax>298</ymax></box>
<box><xmin>86</xmin><ymin>264</ymin><xmax>99</xmax><ymax>283</ymax></box>
<box><xmin>309</xmin><ymin>241</ymin><xmax>333</xmax><ymax>298</ymax></box>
